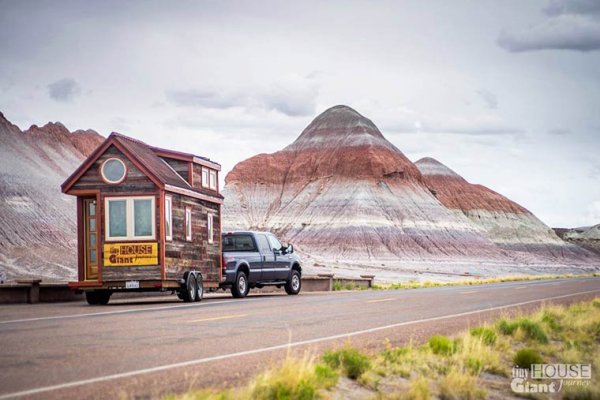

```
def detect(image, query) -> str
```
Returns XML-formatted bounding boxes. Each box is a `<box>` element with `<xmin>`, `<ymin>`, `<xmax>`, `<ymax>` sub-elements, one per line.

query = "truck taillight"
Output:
<box><xmin>222</xmin><ymin>256</ymin><xmax>234</xmax><ymax>269</ymax></box>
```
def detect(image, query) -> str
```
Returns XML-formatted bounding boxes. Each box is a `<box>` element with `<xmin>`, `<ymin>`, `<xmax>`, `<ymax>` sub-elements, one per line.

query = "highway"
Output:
<box><xmin>1</xmin><ymin>277</ymin><xmax>599</xmax><ymax>399</ymax></box>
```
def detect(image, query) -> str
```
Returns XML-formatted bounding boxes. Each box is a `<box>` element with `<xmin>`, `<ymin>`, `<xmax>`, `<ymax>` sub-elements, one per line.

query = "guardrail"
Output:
<box><xmin>0</xmin><ymin>274</ymin><xmax>376</xmax><ymax>304</ymax></box>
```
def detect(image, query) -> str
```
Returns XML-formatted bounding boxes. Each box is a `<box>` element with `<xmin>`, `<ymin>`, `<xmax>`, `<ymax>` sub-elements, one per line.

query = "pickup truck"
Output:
<box><xmin>221</xmin><ymin>231</ymin><xmax>302</xmax><ymax>298</ymax></box>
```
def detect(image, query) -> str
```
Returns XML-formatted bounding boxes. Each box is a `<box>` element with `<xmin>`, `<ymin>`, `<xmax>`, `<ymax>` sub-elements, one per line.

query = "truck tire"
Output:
<box><xmin>285</xmin><ymin>271</ymin><xmax>301</xmax><ymax>295</ymax></box>
<box><xmin>231</xmin><ymin>271</ymin><xmax>249</xmax><ymax>298</ymax></box>
<box><xmin>195</xmin><ymin>274</ymin><xmax>204</xmax><ymax>302</ymax></box>
<box><xmin>86</xmin><ymin>290</ymin><xmax>111</xmax><ymax>305</ymax></box>
<box><xmin>181</xmin><ymin>273</ymin><xmax>197</xmax><ymax>302</ymax></box>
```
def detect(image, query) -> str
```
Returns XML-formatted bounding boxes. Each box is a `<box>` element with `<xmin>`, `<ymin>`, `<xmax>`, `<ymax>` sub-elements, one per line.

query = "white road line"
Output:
<box><xmin>1</xmin><ymin>288</ymin><xmax>598</xmax><ymax>399</ymax></box>
<box><xmin>0</xmin><ymin>299</ymin><xmax>237</xmax><ymax>325</ymax></box>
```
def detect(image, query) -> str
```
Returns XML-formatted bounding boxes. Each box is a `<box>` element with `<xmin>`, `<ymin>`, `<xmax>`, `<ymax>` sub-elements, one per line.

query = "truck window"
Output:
<box><xmin>222</xmin><ymin>235</ymin><xmax>257</xmax><ymax>252</ymax></box>
<box><xmin>267</xmin><ymin>235</ymin><xmax>283</xmax><ymax>251</ymax></box>
<box><xmin>255</xmin><ymin>234</ymin><xmax>271</xmax><ymax>253</ymax></box>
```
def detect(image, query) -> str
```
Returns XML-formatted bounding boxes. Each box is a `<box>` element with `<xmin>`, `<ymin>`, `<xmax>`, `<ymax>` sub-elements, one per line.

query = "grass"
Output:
<box><xmin>167</xmin><ymin>297</ymin><xmax>600</xmax><ymax>400</ymax></box>
<box><xmin>371</xmin><ymin>272</ymin><xmax>599</xmax><ymax>291</ymax></box>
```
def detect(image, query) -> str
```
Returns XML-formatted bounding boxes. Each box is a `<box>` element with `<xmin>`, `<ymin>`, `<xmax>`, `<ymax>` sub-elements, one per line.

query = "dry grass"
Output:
<box><xmin>167</xmin><ymin>297</ymin><xmax>600</xmax><ymax>400</ymax></box>
<box><xmin>372</xmin><ymin>272</ymin><xmax>599</xmax><ymax>291</ymax></box>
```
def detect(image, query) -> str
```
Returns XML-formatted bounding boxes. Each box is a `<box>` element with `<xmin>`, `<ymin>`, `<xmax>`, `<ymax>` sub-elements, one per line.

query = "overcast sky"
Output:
<box><xmin>1</xmin><ymin>0</ymin><xmax>599</xmax><ymax>227</ymax></box>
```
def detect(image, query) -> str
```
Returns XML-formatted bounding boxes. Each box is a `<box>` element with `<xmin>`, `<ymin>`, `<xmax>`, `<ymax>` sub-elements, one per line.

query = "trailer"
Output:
<box><xmin>61</xmin><ymin>132</ymin><xmax>223</xmax><ymax>305</ymax></box>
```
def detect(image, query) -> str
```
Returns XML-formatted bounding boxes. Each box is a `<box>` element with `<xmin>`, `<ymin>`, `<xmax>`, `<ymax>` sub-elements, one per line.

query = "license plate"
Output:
<box><xmin>125</xmin><ymin>280</ymin><xmax>140</xmax><ymax>289</ymax></box>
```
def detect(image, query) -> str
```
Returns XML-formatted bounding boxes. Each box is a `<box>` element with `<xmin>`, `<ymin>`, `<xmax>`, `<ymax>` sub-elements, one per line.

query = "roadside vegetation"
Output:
<box><xmin>330</xmin><ymin>272</ymin><xmax>600</xmax><ymax>291</ymax></box>
<box><xmin>167</xmin><ymin>297</ymin><xmax>600</xmax><ymax>400</ymax></box>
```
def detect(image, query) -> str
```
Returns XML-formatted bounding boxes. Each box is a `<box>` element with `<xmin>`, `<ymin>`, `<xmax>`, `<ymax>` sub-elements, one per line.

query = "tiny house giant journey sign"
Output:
<box><xmin>104</xmin><ymin>242</ymin><xmax>158</xmax><ymax>266</ymax></box>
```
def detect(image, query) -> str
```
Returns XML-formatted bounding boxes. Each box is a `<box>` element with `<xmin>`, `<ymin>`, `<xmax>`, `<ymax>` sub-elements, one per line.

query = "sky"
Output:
<box><xmin>0</xmin><ymin>0</ymin><xmax>599</xmax><ymax>228</ymax></box>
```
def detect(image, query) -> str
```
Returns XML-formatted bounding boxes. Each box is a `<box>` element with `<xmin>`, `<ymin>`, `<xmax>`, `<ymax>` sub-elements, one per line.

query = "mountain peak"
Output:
<box><xmin>415</xmin><ymin>157</ymin><xmax>461</xmax><ymax>178</ymax></box>
<box><xmin>285</xmin><ymin>105</ymin><xmax>387</xmax><ymax>151</ymax></box>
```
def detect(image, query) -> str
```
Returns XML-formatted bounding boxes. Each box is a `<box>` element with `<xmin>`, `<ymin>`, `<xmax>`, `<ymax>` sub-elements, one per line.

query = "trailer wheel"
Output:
<box><xmin>86</xmin><ymin>290</ymin><xmax>111</xmax><ymax>305</ymax></box>
<box><xmin>195</xmin><ymin>274</ymin><xmax>204</xmax><ymax>302</ymax></box>
<box><xmin>181</xmin><ymin>273</ymin><xmax>197</xmax><ymax>302</ymax></box>
<box><xmin>231</xmin><ymin>271</ymin><xmax>249</xmax><ymax>298</ymax></box>
<box><xmin>285</xmin><ymin>271</ymin><xmax>301</xmax><ymax>295</ymax></box>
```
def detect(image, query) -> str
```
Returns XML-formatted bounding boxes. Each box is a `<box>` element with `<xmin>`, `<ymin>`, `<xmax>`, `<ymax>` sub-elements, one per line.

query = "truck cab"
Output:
<box><xmin>220</xmin><ymin>231</ymin><xmax>302</xmax><ymax>298</ymax></box>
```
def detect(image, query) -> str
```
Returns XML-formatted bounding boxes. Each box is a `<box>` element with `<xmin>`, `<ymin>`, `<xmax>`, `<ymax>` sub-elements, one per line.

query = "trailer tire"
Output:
<box><xmin>231</xmin><ymin>271</ymin><xmax>249</xmax><ymax>298</ymax></box>
<box><xmin>285</xmin><ymin>271</ymin><xmax>301</xmax><ymax>295</ymax></box>
<box><xmin>86</xmin><ymin>290</ymin><xmax>111</xmax><ymax>305</ymax></box>
<box><xmin>181</xmin><ymin>273</ymin><xmax>197</xmax><ymax>302</ymax></box>
<box><xmin>195</xmin><ymin>274</ymin><xmax>204</xmax><ymax>302</ymax></box>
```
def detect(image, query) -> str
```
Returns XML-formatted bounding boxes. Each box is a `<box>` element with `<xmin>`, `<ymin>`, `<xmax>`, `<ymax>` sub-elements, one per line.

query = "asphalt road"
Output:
<box><xmin>1</xmin><ymin>277</ymin><xmax>599</xmax><ymax>399</ymax></box>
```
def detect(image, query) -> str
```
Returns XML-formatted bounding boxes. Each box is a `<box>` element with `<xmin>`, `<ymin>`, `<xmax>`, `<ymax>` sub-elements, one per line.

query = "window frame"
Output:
<box><xmin>100</xmin><ymin>158</ymin><xmax>127</xmax><ymax>185</ymax></box>
<box><xmin>104</xmin><ymin>196</ymin><xmax>156</xmax><ymax>242</ymax></box>
<box><xmin>185</xmin><ymin>207</ymin><xmax>192</xmax><ymax>242</ymax></box>
<box><xmin>209</xmin><ymin>170</ymin><xmax>217</xmax><ymax>190</ymax></box>
<box><xmin>201</xmin><ymin>168</ymin><xmax>210</xmax><ymax>189</ymax></box>
<box><xmin>165</xmin><ymin>195</ymin><xmax>173</xmax><ymax>241</ymax></box>
<box><xmin>207</xmin><ymin>213</ymin><xmax>214</xmax><ymax>244</ymax></box>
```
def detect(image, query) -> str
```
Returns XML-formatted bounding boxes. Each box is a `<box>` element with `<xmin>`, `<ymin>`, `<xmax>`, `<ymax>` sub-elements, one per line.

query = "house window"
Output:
<box><xmin>165</xmin><ymin>196</ymin><xmax>173</xmax><ymax>241</ymax></box>
<box><xmin>209</xmin><ymin>170</ymin><xmax>217</xmax><ymax>190</ymax></box>
<box><xmin>201</xmin><ymin>168</ymin><xmax>209</xmax><ymax>189</ymax></box>
<box><xmin>202</xmin><ymin>168</ymin><xmax>218</xmax><ymax>190</ymax></box>
<box><xmin>185</xmin><ymin>207</ymin><xmax>192</xmax><ymax>241</ymax></box>
<box><xmin>207</xmin><ymin>214</ymin><xmax>214</xmax><ymax>244</ymax></box>
<box><xmin>105</xmin><ymin>196</ymin><xmax>155</xmax><ymax>241</ymax></box>
<box><xmin>101</xmin><ymin>158</ymin><xmax>127</xmax><ymax>184</ymax></box>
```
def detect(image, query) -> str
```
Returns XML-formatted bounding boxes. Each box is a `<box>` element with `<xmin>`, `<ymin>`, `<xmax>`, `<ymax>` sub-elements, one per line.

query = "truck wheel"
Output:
<box><xmin>86</xmin><ymin>290</ymin><xmax>111</xmax><ymax>305</ymax></box>
<box><xmin>195</xmin><ymin>274</ymin><xmax>204</xmax><ymax>302</ymax></box>
<box><xmin>231</xmin><ymin>271</ymin><xmax>249</xmax><ymax>298</ymax></box>
<box><xmin>285</xmin><ymin>271</ymin><xmax>301</xmax><ymax>295</ymax></box>
<box><xmin>181</xmin><ymin>274</ymin><xmax>197</xmax><ymax>302</ymax></box>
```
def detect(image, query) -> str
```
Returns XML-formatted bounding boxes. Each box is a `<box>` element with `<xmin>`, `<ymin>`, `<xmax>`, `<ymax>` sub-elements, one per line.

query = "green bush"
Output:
<box><xmin>517</xmin><ymin>319</ymin><xmax>549</xmax><ymax>343</ymax></box>
<box><xmin>381</xmin><ymin>346</ymin><xmax>410</xmax><ymax>364</ymax></box>
<box><xmin>323</xmin><ymin>347</ymin><xmax>371</xmax><ymax>380</ymax></box>
<box><xmin>541</xmin><ymin>311</ymin><xmax>561</xmax><ymax>331</ymax></box>
<box><xmin>513</xmin><ymin>348</ymin><xmax>543</xmax><ymax>369</ymax></box>
<box><xmin>497</xmin><ymin>319</ymin><xmax>518</xmax><ymax>335</ymax></box>
<box><xmin>313</xmin><ymin>364</ymin><xmax>338</xmax><ymax>389</ymax></box>
<box><xmin>428</xmin><ymin>335</ymin><xmax>456</xmax><ymax>356</ymax></box>
<box><xmin>470</xmin><ymin>327</ymin><xmax>497</xmax><ymax>345</ymax></box>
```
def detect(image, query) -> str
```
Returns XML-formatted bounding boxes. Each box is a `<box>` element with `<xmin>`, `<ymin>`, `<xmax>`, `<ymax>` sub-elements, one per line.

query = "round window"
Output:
<box><xmin>101</xmin><ymin>158</ymin><xmax>126</xmax><ymax>184</ymax></box>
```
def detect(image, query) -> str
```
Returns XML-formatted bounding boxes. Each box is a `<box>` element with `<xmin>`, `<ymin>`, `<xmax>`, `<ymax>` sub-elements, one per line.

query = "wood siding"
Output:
<box><xmin>165</xmin><ymin>193</ymin><xmax>221</xmax><ymax>282</ymax></box>
<box><xmin>162</xmin><ymin>158</ymin><xmax>191</xmax><ymax>184</ymax></box>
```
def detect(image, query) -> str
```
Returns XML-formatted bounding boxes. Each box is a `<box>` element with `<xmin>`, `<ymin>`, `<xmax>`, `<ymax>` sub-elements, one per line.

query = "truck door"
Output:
<box><xmin>255</xmin><ymin>234</ymin><xmax>275</xmax><ymax>281</ymax></box>
<box><xmin>268</xmin><ymin>235</ymin><xmax>291</xmax><ymax>280</ymax></box>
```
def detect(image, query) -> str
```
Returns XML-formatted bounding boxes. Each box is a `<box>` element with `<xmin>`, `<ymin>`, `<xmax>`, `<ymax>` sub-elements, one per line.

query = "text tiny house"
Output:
<box><xmin>61</xmin><ymin>133</ymin><xmax>223</xmax><ymax>305</ymax></box>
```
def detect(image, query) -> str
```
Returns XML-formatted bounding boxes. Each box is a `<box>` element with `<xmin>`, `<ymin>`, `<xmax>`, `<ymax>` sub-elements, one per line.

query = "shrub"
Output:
<box><xmin>541</xmin><ymin>311</ymin><xmax>561</xmax><ymax>331</ymax></box>
<box><xmin>439</xmin><ymin>371</ymin><xmax>485</xmax><ymax>400</ymax></box>
<box><xmin>513</xmin><ymin>348</ymin><xmax>543</xmax><ymax>369</ymax></box>
<box><xmin>496</xmin><ymin>319</ymin><xmax>517</xmax><ymax>335</ymax></box>
<box><xmin>517</xmin><ymin>319</ymin><xmax>549</xmax><ymax>343</ymax></box>
<box><xmin>428</xmin><ymin>335</ymin><xmax>456</xmax><ymax>356</ymax></box>
<box><xmin>470</xmin><ymin>327</ymin><xmax>497</xmax><ymax>346</ymax></box>
<box><xmin>323</xmin><ymin>347</ymin><xmax>371</xmax><ymax>380</ymax></box>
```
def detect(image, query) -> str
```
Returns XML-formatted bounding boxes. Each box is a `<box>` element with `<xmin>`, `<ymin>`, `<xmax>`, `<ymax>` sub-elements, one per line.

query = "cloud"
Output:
<box><xmin>586</xmin><ymin>200</ymin><xmax>600</xmax><ymax>223</ymax></box>
<box><xmin>382</xmin><ymin>114</ymin><xmax>523</xmax><ymax>136</ymax></box>
<box><xmin>166</xmin><ymin>75</ymin><xmax>318</xmax><ymax>117</ymax></box>
<box><xmin>548</xmin><ymin>128</ymin><xmax>571</xmax><ymax>135</ymax></box>
<box><xmin>47</xmin><ymin>78</ymin><xmax>81</xmax><ymax>102</ymax></box>
<box><xmin>544</xmin><ymin>0</ymin><xmax>600</xmax><ymax>17</ymax></box>
<box><xmin>476</xmin><ymin>89</ymin><xmax>498</xmax><ymax>109</ymax></box>
<box><xmin>498</xmin><ymin>1</ymin><xmax>600</xmax><ymax>53</ymax></box>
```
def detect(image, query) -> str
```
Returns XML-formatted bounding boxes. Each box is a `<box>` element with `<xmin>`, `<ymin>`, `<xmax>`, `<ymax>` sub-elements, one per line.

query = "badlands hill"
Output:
<box><xmin>223</xmin><ymin>105</ymin><xmax>599</xmax><ymax>280</ymax></box>
<box><xmin>0</xmin><ymin>112</ymin><xmax>103</xmax><ymax>281</ymax></box>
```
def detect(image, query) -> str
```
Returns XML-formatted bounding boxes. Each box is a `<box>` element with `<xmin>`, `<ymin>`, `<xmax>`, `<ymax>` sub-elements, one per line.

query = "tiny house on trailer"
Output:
<box><xmin>61</xmin><ymin>132</ymin><xmax>223</xmax><ymax>305</ymax></box>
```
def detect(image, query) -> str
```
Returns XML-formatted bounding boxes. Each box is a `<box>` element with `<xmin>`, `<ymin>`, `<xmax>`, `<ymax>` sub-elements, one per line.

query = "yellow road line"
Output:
<box><xmin>459</xmin><ymin>290</ymin><xmax>479</xmax><ymax>294</ymax></box>
<box><xmin>514</xmin><ymin>286</ymin><xmax>527</xmax><ymax>289</ymax></box>
<box><xmin>189</xmin><ymin>314</ymin><xmax>248</xmax><ymax>323</ymax></box>
<box><xmin>367</xmin><ymin>298</ymin><xmax>395</xmax><ymax>303</ymax></box>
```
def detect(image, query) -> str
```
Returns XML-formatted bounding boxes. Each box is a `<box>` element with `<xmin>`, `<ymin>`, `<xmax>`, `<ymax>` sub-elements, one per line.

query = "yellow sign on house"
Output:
<box><xmin>103</xmin><ymin>242</ymin><xmax>158</xmax><ymax>267</ymax></box>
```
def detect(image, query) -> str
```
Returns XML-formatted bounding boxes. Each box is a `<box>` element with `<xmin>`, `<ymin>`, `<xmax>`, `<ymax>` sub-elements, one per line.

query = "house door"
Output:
<box><xmin>83</xmin><ymin>198</ymin><xmax>99</xmax><ymax>280</ymax></box>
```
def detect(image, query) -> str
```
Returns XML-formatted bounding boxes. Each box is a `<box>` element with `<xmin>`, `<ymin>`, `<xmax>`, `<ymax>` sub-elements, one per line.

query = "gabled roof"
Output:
<box><xmin>61</xmin><ymin>132</ymin><xmax>223</xmax><ymax>203</ymax></box>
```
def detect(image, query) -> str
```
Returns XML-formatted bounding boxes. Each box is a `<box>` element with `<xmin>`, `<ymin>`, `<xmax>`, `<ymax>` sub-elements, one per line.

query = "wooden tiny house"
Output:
<box><xmin>61</xmin><ymin>133</ymin><xmax>223</xmax><ymax>304</ymax></box>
